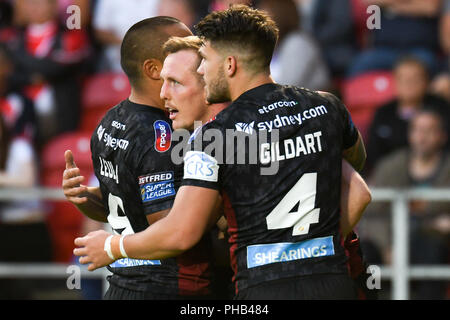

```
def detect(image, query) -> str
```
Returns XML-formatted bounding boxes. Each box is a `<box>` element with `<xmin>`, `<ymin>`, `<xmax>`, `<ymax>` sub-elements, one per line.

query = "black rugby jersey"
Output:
<box><xmin>91</xmin><ymin>99</ymin><xmax>211</xmax><ymax>295</ymax></box>
<box><xmin>181</xmin><ymin>83</ymin><xmax>359</xmax><ymax>293</ymax></box>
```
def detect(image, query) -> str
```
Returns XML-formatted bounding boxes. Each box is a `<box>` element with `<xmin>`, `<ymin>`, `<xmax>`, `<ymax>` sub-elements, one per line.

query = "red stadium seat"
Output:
<box><xmin>41</xmin><ymin>132</ymin><xmax>93</xmax><ymax>262</ymax></box>
<box><xmin>342</xmin><ymin>71</ymin><xmax>396</xmax><ymax>140</ymax></box>
<box><xmin>80</xmin><ymin>72</ymin><xmax>130</xmax><ymax>132</ymax></box>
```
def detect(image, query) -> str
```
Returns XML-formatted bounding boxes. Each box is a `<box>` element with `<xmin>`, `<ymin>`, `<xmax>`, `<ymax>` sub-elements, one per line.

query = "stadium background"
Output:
<box><xmin>0</xmin><ymin>0</ymin><xmax>448</xmax><ymax>300</ymax></box>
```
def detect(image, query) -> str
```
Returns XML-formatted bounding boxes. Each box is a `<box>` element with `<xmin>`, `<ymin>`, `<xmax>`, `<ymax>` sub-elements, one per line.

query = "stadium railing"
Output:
<box><xmin>0</xmin><ymin>187</ymin><xmax>448</xmax><ymax>300</ymax></box>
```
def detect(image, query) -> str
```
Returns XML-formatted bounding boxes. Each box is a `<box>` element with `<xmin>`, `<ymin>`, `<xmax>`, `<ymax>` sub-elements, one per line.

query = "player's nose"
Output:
<box><xmin>160</xmin><ymin>81</ymin><xmax>169</xmax><ymax>100</ymax></box>
<box><xmin>197</xmin><ymin>60</ymin><xmax>204</xmax><ymax>76</ymax></box>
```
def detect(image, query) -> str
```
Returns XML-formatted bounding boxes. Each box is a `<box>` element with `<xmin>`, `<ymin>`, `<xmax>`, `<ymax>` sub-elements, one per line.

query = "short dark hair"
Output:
<box><xmin>120</xmin><ymin>16</ymin><xmax>182</xmax><ymax>86</ymax></box>
<box><xmin>194</xmin><ymin>4</ymin><xmax>279</xmax><ymax>72</ymax></box>
<box><xmin>394</xmin><ymin>55</ymin><xmax>429</xmax><ymax>79</ymax></box>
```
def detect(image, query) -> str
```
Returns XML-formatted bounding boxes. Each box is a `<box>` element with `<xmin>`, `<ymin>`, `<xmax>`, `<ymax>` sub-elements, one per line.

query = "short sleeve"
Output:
<box><xmin>181</xmin><ymin>122</ymin><xmax>222</xmax><ymax>191</ymax></box>
<box><xmin>320</xmin><ymin>91</ymin><xmax>359</xmax><ymax>149</ymax></box>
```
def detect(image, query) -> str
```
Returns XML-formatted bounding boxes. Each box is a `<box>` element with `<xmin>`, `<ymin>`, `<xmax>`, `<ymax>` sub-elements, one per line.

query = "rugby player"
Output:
<box><xmin>63</xmin><ymin>17</ymin><xmax>216</xmax><ymax>300</ymax></box>
<box><xmin>74</xmin><ymin>7</ymin><xmax>371</xmax><ymax>299</ymax></box>
<box><xmin>159</xmin><ymin>35</ymin><xmax>373</xmax><ymax>299</ymax></box>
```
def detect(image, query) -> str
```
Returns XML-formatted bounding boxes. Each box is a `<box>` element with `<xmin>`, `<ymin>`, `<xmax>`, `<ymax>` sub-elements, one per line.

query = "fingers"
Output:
<box><xmin>65</xmin><ymin>150</ymin><xmax>77</xmax><ymax>169</ymax></box>
<box><xmin>62</xmin><ymin>175</ymin><xmax>85</xmax><ymax>189</ymax></box>
<box><xmin>67</xmin><ymin>196</ymin><xmax>88</xmax><ymax>205</ymax></box>
<box><xmin>73</xmin><ymin>246</ymin><xmax>87</xmax><ymax>257</ymax></box>
<box><xmin>63</xmin><ymin>181</ymin><xmax>86</xmax><ymax>194</ymax></box>
<box><xmin>74</xmin><ymin>235</ymin><xmax>87</xmax><ymax>247</ymax></box>
<box><xmin>87</xmin><ymin>263</ymin><xmax>98</xmax><ymax>271</ymax></box>
<box><xmin>63</xmin><ymin>167</ymin><xmax>82</xmax><ymax>180</ymax></box>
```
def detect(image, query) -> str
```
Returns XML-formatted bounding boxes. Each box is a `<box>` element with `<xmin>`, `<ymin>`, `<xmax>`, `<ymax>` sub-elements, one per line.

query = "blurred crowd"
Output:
<box><xmin>0</xmin><ymin>0</ymin><xmax>448</xmax><ymax>299</ymax></box>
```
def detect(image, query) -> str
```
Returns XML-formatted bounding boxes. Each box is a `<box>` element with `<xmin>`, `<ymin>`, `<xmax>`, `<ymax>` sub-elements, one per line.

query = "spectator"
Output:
<box><xmin>0</xmin><ymin>46</ymin><xmax>36</xmax><ymax>141</ymax></box>
<box><xmin>0</xmin><ymin>110</ymin><xmax>51</xmax><ymax>299</ymax></box>
<box><xmin>92</xmin><ymin>0</ymin><xmax>160</xmax><ymax>72</ymax></box>
<box><xmin>363</xmin><ymin>110</ymin><xmax>449</xmax><ymax>299</ymax></box>
<box><xmin>257</xmin><ymin>0</ymin><xmax>331</xmax><ymax>91</ymax></box>
<box><xmin>5</xmin><ymin>0</ymin><xmax>91</xmax><ymax>148</ymax></box>
<box><xmin>432</xmin><ymin>0</ymin><xmax>450</xmax><ymax>103</ymax></box>
<box><xmin>348</xmin><ymin>0</ymin><xmax>443</xmax><ymax>78</ymax></box>
<box><xmin>439</xmin><ymin>0</ymin><xmax>450</xmax><ymax>60</ymax></box>
<box><xmin>310</xmin><ymin>0</ymin><xmax>357</xmax><ymax>77</ymax></box>
<box><xmin>367</xmin><ymin>56</ymin><xmax>450</xmax><ymax>168</ymax></box>
<box><xmin>430</xmin><ymin>73</ymin><xmax>450</xmax><ymax>103</ymax></box>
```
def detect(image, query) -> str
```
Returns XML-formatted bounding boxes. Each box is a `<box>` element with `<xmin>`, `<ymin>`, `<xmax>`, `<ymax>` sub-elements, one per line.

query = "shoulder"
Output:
<box><xmin>315</xmin><ymin>90</ymin><xmax>348</xmax><ymax>112</ymax></box>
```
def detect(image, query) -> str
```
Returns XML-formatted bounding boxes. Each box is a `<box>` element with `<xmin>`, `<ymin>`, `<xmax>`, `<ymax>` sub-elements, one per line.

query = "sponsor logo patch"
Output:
<box><xmin>109</xmin><ymin>258</ymin><xmax>161</xmax><ymax>268</ymax></box>
<box><xmin>154</xmin><ymin>120</ymin><xmax>172</xmax><ymax>152</ymax></box>
<box><xmin>246</xmin><ymin>236</ymin><xmax>335</xmax><ymax>268</ymax></box>
<box><xmin>139</xmin><ymin>171</ymin><xmax>175</xmax><ymax>203</ymax></box>
<box><xmin>235</xmin><ymin>121</ymin><xmax>255</xmax><ymax>134</ymax></box>
<box><xmin>183</xmin><ymin>151</ymin><xmax>219</xmax><ymax>182</ymax></box>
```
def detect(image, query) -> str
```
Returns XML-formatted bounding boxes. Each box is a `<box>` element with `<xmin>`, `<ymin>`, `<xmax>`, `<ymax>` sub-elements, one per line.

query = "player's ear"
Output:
<box><xmin>142</xmin><ymin>58</ymin><xmax>163</xmax><ymax>80</ymax></box>
<box><xmin>225</xmin><ymin>56</ymin><xmax>237</xmax><ymax>78</ymax></box>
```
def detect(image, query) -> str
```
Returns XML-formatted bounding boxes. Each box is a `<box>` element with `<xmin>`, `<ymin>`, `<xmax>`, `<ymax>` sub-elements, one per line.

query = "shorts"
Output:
<box><xmin>104</xmin><ymin>281</ymin><xmax>215</xmax><ymax>300</ymax></box>
<box><xmin>234</xmin><ymin>273</ymin><xmax>357</xmax><ymax>300</ymax></box>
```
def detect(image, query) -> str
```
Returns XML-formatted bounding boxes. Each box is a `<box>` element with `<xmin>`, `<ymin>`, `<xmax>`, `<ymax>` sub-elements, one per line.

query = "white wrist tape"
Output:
<box><xmin>119</xmin><ymin>235</ymin><xmax>128</xmax><ymax>258</ymax></box>
<box><xmin>104</xmin><ymin>235</ymin><xmax>115</xmax><ymax>260</ymax></box>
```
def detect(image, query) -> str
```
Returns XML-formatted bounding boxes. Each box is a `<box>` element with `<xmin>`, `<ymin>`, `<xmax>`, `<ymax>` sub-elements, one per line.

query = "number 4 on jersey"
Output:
<box><xmin>107</xmin><ymin>193</ymin><xmax>134</xmax><ymax>235</ymax></box>
<box><xmin>266</xmin><ymin>173</ymin><xmax>320</xmax><ymax>236</ymax></box>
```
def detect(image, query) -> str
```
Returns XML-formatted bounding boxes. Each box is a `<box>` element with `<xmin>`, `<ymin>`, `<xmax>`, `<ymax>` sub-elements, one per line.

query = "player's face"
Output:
<box><xmin>197</xmin><ymin>41</ymin><xmax>231</xmax><ymax>104</ymax></box>
<box><xmin>409</xmin><ymin>113</ymin><xmax>446</xmax><ymax>158</ymax></box>
<box><xmin>160</xmin><ymin>50</ymin><xmax>207</xmax><ymax>131</ymax></box>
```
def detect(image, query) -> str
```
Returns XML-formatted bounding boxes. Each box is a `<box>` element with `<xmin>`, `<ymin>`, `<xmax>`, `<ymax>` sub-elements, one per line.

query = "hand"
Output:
<box><xmin>74</xmin><ymin>230</ymin><xmax>115</xmax><ymax>271</ymax></box>
<box><xmin>62</xmin><ymin>150</ymin><xmax>88</xmax><ymax>205</ymax></box>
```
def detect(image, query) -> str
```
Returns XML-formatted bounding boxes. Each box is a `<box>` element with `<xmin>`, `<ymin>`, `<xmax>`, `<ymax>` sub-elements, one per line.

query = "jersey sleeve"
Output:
<box><xmin>320</xmin><ymin>91</ymin><xmax>359</xmax><ymax>149</ymax></box>
<box><xmin>133</xmin><ymin>120</ymin><xmax>180</xmax><ymax>215</ymax></box>
<box><xmin>180</xmin><ymin>122</ymin><xmax>222</xmax><ymax>191</ymax></box>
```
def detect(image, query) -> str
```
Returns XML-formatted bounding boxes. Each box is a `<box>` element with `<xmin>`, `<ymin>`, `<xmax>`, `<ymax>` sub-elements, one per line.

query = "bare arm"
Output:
<box><xmin>62</xmin><ymin>150</ymin><xmax>107</xmax><ymax>223</ymax></box>
<box><xmin>74</xmin><ymin>186</ymin><xmax>221</xmax><ymax>270</ymax></box>
<box><xmin>340</xmin><ymin>160</ymin><xmax>372</xmax><ymax>238</ymax></box>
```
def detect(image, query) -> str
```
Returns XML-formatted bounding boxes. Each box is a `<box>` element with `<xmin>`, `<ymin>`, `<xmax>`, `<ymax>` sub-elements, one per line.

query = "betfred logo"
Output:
<box><xmin>153</xmin><ymin>120</ymin><xmax>172</xmax><ymax>152</ymax></box>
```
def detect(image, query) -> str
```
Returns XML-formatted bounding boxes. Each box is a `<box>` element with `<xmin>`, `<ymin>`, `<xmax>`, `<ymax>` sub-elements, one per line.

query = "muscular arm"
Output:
<box><xmin>75</xmin><ymin>186</ymin><xmax>221</xmax><ymax>270</ymax></box>
<box><xmin>124</xmin><ymin>186</ymin><xmax>222</xmax><ymax>260</ymax></box>
<box><xmin>340</xmin><ymin>160</ymin><xmax>371</xmax><ymax>238</ymax></box>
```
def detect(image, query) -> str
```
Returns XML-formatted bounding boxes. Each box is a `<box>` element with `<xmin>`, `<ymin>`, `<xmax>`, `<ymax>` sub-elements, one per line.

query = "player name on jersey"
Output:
<box><xmin>260</xmin><ymin>131</ymin><xmax>323</xmax><ymax>164</ymax></box>
<box><xmin>99</xmin><ymin>156</ymin><xmax>119</xmax><ymax>184</ymax></box>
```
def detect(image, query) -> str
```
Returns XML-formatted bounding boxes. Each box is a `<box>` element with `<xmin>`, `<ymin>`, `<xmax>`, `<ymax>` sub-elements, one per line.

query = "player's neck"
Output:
<box><xmin>230</xmin><ymin>72</ymin><xmax>274</xmax><ymax>102</ymax></box>
<box><xmin>203</xmin><ymin>103</ymin><xmax>228</xmax><ymax>121</ymax></box>
<box><xmin>128</xmin><ymin>88</ymin><xmax>165</xmax><ymax>111</ymax></box>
